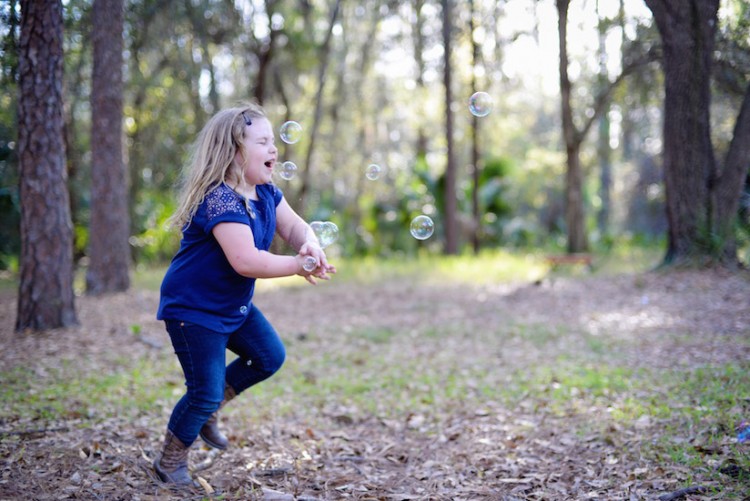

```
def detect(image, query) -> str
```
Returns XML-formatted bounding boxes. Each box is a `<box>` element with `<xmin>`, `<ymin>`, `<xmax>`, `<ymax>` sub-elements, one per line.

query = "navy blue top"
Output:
<box><xmin>157</xmin><ymin>183</ymin><xmax>284</xmax><ymax>332</ymax></box>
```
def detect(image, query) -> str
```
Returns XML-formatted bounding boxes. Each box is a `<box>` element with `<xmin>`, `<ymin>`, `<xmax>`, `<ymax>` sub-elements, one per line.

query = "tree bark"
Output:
<box><xmin>16</xmin><ymin>0</ymin><xmax>77</xmax><ymax>330</ymax></box>
<box><xmin>442</xmin><ymin>0</ymin><xmax>458</xmax><ymax>254</ymax></box>
<box><xmin>556</xmin><ymin>0</ymin><xmax>588</xmax><ymax>253</ymax></box>
<box><xmin>87</xmin><ymin>0</ymin><xmax>130</xmax><ymax>294</ymax></box>
<box><xmin>644</xmin><ymin>0</ymin><xmax>735</xmax><ymax>266</ymax></box>
<box><xmin>714</xmin><ymin>81</ymin><xmax>750</xmax><ymax>263</ymax></box>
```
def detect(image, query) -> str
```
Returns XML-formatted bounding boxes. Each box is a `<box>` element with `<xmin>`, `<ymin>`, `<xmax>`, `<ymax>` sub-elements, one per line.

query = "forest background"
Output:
<box><xmin>1</xmin><ymin>0</ymin><xmax>749</xmax><ymax>298</ymax></box>
<box><xmin>1</xmin><ymin>1</ymin><xmax>750</xmax><ymax>499</ymax></box>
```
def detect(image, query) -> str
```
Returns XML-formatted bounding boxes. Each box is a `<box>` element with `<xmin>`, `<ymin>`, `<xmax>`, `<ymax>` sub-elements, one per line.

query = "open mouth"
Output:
<box><xmin>264</xmin><ymin>160</ymin><xmax>275</xmax><ymax>169</ymax></box>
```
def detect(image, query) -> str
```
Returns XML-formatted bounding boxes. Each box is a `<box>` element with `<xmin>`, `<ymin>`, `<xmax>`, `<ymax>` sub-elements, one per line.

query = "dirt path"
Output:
<box><xmin>0</xmin><ymin>268</ymin><xmax>748</xmax><ymax>500</ymax></box>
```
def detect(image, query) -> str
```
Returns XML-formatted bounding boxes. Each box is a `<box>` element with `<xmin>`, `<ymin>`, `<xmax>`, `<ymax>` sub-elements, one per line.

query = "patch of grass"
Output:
<box><xmin>332</xmin><ymin>249</ymin><xmax>548</xmax><ymax>285</ymax></box>
<box><xmin>511</xmin><ymin>323</ymin><xmax>566</xmax><ymax>346</ymax></box>
<box><xmin>354</xmin><ymin>327</ymin><xmax>397</xmax><ymax>344</ymax></box>
<box><xmin>132</xmin><ymin>264</ymin><xmax>167</xmax><ymax>291</ymax></box>
<box><xmin>0</xmin><ymin>355</ymin><xmax>178</xmax><ymax>423</ymax></box>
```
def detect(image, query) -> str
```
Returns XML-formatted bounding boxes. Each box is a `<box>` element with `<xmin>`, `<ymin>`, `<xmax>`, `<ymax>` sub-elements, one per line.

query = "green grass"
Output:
<box><xmin>0</xmin><ymin>354</ymin><xmax>178</xmax><ymax>423</ymax></box>
<box><xmin>2</xmin><ymin>241</ymin><xmax>666</xmax><ymax>294</ymax></box>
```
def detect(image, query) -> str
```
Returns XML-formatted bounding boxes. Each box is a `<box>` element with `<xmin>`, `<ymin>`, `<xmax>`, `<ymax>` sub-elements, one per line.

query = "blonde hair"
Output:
<box><xmin>168</xmin><ymin>102</ymin><xmax>267</xmax><ymax>229</ymax></box>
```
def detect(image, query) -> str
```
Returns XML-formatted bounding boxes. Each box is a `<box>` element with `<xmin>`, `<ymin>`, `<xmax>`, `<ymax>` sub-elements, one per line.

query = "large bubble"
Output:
<box><xmin>310</xmin><ymin>220</ymin><xmax>339</xmax><ymax>248</ymax></box>
<box><xmin>279</xmin><ymin>121</ymin><xmax>303</xmax><ymax>144</ymax></box>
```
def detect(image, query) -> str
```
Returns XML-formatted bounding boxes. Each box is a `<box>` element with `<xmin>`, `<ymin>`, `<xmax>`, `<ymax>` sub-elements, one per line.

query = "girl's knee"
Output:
<box><xmin>260</xmin><ymin>344</ymin><xmax>285</xmax><ymax>377</ymax></box>
<box><xmin>186</xmin><ymin>384</ymin><xmax>225</xmax><ymax>413</ymax></box>
<box><xmin>187</xmin><ymin>396</ymin><xmax>221</xmax><ymax>415</ymax></box>
<box><xmin>269</xmin><ymin>345</ymin><xmax>286</xmax><ymax>374</ymax></box>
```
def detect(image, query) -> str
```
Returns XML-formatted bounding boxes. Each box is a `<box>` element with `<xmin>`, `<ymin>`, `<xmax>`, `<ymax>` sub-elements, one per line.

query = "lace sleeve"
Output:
<box><xmin>205</xmin><ymin>185</ymin><xmax>246</xmax><ymax>223</ymax></box>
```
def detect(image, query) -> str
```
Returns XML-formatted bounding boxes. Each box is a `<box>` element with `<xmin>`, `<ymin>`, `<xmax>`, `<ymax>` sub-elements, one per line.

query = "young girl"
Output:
<box><xmin>154</xmin><ymin>102</ymin><xmax>335</xmax><ymax>485</ymax></box>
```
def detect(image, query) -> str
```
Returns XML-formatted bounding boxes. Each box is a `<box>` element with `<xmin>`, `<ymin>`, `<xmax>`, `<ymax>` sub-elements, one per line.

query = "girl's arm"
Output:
<box><xmin>213</xmin><ymin>221</ymin><xmax>310</xmax><ymax>279</ymax></box>
<box><xmin>275</xmin><ymin>197</ymin><xmax>336</xmax><ymax>278</ymax></box>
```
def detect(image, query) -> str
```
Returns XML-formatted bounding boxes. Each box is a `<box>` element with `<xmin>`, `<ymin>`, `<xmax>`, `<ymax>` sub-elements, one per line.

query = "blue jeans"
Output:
<box><xmin>164</xmin><ymin>304</ymin><xmax>286</xmax><ymax>446</ymax></box>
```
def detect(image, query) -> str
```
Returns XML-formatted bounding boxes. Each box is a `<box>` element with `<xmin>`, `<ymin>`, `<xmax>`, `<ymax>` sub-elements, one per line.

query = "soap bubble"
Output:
<box><xmin>279</xmin><ymin>121</ymin><xmax>303</xmax><ymax>144</ymax></box>
<box><xmin>311</xmin><ymin>221</ymin><xmax>339</xmax><ymax>248</ymax></box>
<box><xmin>410</xmin><ymin>215</ymin><xmax>434</xmax><ymax>240</ymax></box>
<box><xmin>278</xmin><ymin>161</ymin><xmax>297</xmax><ymax>180</ymax></box>
<box><xmin>469</xmin><ymin>92</ymin><xmax>493</xmax><ymax>117</ymax></box>
<box><xmin>303</xmin><ymin>255</ymin><xmax>317</xmax><ymax>272</ymax></box>
<box><xmin>365</xmin><ymin>163</ymin><xmax>382</xmax><ymax>181</ymax></box>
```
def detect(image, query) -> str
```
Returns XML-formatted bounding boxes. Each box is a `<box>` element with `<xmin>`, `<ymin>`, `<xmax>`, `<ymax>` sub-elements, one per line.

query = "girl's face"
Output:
<box><xmin>235</xmin><ymin>116</ymin><xmax>277</xmax><ymax>187</ymax></box>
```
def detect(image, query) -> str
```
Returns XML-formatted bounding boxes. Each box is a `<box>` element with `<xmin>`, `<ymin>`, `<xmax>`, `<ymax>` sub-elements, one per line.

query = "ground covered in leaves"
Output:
<box><xmin>1</xmin><ymin>266</ymin><xmax>749</xmax><ymax>500</ymax></box>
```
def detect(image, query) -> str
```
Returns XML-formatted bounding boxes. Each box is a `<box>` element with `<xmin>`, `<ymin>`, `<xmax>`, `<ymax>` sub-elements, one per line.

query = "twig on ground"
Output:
<box><xmin>657</xmin><ymin>485</ymin><xmax>709</xmax><ymax>501</ymax></box>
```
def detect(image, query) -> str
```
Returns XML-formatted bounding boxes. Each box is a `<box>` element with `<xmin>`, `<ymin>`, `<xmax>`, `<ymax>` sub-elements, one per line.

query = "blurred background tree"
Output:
<box><xmin>1</xmin><ymin>0</ymin><xmax>748</xmax><ymax>284</ymax></box>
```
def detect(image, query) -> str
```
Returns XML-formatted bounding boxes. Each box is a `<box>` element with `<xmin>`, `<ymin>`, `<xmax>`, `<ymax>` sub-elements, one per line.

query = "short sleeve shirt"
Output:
<box><xmin>157</xmin><ymin>183</ymin><xmax>284</xmax><ymax>332</ymax></box>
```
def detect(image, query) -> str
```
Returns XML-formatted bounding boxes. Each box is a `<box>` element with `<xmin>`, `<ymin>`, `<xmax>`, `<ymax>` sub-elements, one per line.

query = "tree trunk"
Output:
<box><xmin>442</xmin><ymin>0</ymin><xmax>458</xmax><ymax>255</ymax></box>
<box><xmin>253</xmin><ymin>0</ymin><xmax>280</xmax><ymax>105</ymax></box>
<box><xmin>469</xmin><ymin>0</ymin><xmax>481</xmax><ymax>254</ymax></box>
<box><xmin>86</xmin><ymin>0</ymin><xmax>130</xmax><ymax>295</ymax></box>
<box><xmin>644</xmin><ymin>0</ymin><xmax>724</xmax><ymax>265</ymax></box>
<box><xmin>557</xmin><ymin>0</ymin><xmax>588</xmax><ymax>253</ymax></box>
<box><xmin>714</xmin><ymin>82</ymin><xmax>750</xmax><ymax>263</ymax></box>
<box><xmin>16</xmin><ymin>0</ymin><xmax>77</xmax><ymax>330</ymax></box>
<box><xmin>414</xmin><ymin>0</ymin><xmax>428</xmax><ymax>159</ymax></box>
<box><xmin>596</xmin><ymin>1</ymin><xmax>612</xmax><ymax>237</ymax></box>
<box><xmin>298</xmin><ymin>0</ymin><xmax>341</xmax><ymax>216</ymax></box>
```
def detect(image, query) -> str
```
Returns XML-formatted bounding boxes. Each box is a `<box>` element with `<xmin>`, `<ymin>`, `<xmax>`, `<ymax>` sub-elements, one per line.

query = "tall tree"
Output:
<box><xmin>413</xmin><ymin>0</ymin><xmax>428</xmax><ymax>159</ymax></box>
<box><xmin>298</xmin><ymin>0</ymin><xmax>341</xmax><ymax>215</ymax></box>
<box><xmin>16</xmin><ymin>0</ymin><xmax>77</xmax><ymax>330</ymax></box>
<box><xmin>644</xmin><ymin>0</ymin><xmax>750</xmax><ymax>266</ymax></box>
<box><xmin>86</xmin><ymin>0</ymin><xmax>130</xmax><ymax>294</ymax></box>
<box><xmin>556</xmin><ymin>0</ymin><xmax>656</xmax><ymax>253</ymax></box>
<box><xmin>595</xmin><ymin>0</ymin><xmax>612</xmax><ymax>238</ymax></box>
<box><xmin>556</xmin><ymin>0</ymin><xmax>587</xmax><ymax>253</ymax></box>
<box><xmin>468</xmin><ymin>0</ymin><xmax>481</xmax><ymax>254</ymax></box>
<box><xmin>441</xmin><ymin>0</ymin><xmax>458</xmax><ymax>254</ymax></box>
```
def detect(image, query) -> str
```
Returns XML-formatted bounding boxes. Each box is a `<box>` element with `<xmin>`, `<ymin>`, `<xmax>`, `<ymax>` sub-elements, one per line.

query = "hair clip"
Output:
<box><xmin>241</xmin><ymin>111</ymin><xmax>252</xmax><ymax>126</ymax></box>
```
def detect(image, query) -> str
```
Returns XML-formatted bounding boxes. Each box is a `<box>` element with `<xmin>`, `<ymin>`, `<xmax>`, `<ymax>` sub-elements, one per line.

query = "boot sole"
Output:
<box><xmin>154</xmin><ymin>459</ymin><xmax>196</xmax><ymax>486</ymax></box>
<box><xmin>199</xmin><ymin>431</ymin><xmax>228</xmax><ymax>450</ymax></box>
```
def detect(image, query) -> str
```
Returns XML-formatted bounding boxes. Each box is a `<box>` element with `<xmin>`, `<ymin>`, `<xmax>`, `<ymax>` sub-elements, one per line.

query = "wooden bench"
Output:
<box><xmin>545</xmin><ymin>253</ymin><xmax>594</xmax><ymax>271</ymax></box>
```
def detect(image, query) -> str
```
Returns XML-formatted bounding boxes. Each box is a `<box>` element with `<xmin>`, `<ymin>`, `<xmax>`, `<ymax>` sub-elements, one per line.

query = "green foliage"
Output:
<box><xmin>129</xmin><ymin>190</ymin><xmax>180</xmax><ymax>264</ymax></box>
<box><xmin>0</xmin><ymin>3</ymin><xmax>19</xmax><ymax>271</ymax></box>
<box><xmin>472</xmin><ymin>155</ymin><xmax>514</xmax><ymax>246</ymax></box>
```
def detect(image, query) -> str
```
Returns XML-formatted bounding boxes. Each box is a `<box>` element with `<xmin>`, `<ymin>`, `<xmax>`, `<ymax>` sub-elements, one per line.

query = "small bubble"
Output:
<box><xmin>303</xmin><ymin>256</ymin><xmax>317</xmax><ymax>272</ymax></box>
<box><xmin>240</xmin><ymin>305</ymin><xmax>248</xmax><ymax>314</ymax></box>
<box><xmin>469</xmin><ymin>91</ymin><xmax>493</xmax><ymax>117</ymax></box>
<box><xmin>365</xmin><ymin>164</ymin><xmax>382</xmax><ymax>180</ymax></box>
<box><xmin>410</xmin><ymin>215</ymin><xmax>434</xmax><ymax>240</ymax></box>
<box><xmin>278</xmin><ymin>161</ymin><xmax>298</xmax><ymax>180</ymax></box>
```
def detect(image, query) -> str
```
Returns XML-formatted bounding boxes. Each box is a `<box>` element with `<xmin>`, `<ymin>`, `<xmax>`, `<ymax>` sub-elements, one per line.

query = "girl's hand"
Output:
<box><xmin>296</xmin><ymin>243</ymin><xmax>336</xmax><ymax>284</ymax></box>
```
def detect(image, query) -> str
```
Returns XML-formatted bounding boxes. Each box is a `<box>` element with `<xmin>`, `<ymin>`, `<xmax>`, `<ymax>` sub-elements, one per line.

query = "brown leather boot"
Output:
<box><xmin>199</xmin><ymin>383</ymin><xmax>237</xmax><ymax>450</ymax></box>
<box><xmin>154</xmin><ymin>430</ymin><xmax>194</xmax><ymax>486</ymax></box>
